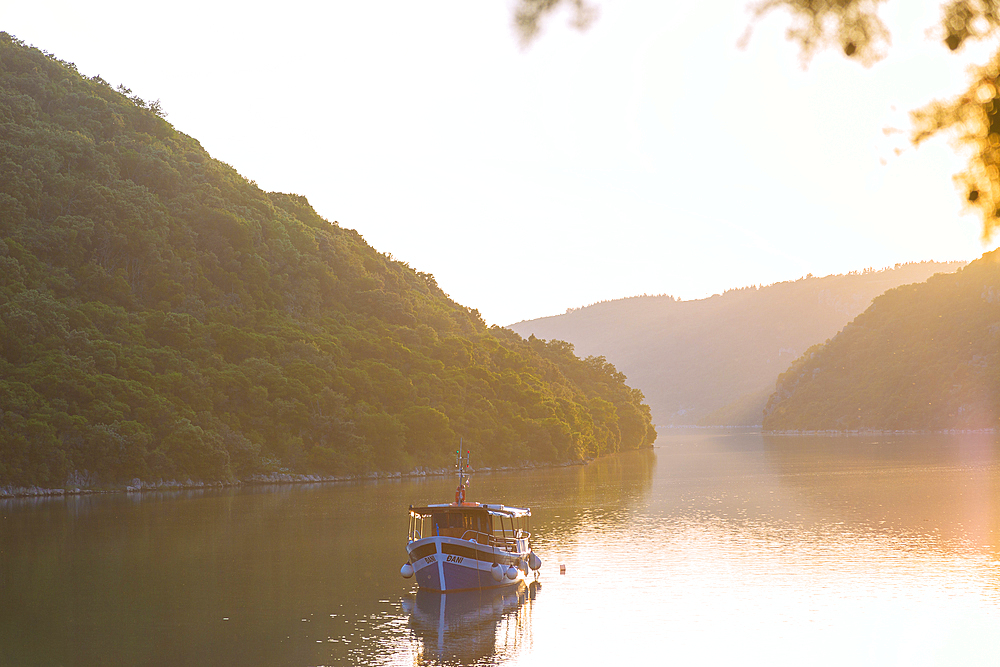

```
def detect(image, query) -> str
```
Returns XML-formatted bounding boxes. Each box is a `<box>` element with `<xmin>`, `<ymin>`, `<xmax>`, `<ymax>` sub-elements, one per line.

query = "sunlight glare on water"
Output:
<box><xmin>517</xmin><ymin>516</ymin><xmax>1000</xmax><ymax>666</ymax></box>
<box><xmin>387</xmin><ymin>432</ymin><xmax>1000</xmax><ymax>666</ymax></box>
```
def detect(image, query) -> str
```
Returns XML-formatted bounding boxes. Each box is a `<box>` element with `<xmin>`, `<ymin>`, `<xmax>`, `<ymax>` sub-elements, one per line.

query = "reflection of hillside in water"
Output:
<box><xmin>457</xmin><ymin>448</ymin><xmax>656</xmax><ymax>557</ymax></box>
<box><xmin>402</xmin><ymin>581</ymin><xmax>538</xmax><ymax>665</ymax></box>
<box><xmin>567</xmin><ymin>447</ymin><xmax>657</xmax><ymax>508</ymax></box>
<box><xmin>518</xmin><ymin>448</ymin><xmax>657</xmax><ymax>552</ymax></box>
<box><xmin>474</xmin><ymin>447</ymin><xmax>657</xmax><ymax>509</ymax></box>
<box><xmin>760</xmin><ymin>433</ymin><xmax>1000</xmax><ymax>556</ymax></box>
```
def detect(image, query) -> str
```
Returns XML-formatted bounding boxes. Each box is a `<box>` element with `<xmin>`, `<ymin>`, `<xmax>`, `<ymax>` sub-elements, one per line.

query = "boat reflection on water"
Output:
<box><xmin>402</xmin><ymin>580</ymin><xmax>539</xmax><ymax>664</ymax></box>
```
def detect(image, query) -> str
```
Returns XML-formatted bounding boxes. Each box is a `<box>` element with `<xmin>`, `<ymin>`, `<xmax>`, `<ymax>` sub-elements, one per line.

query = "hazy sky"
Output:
<box><xmin>7</xmin><ymin>1</ymin><xmax>1000</xmax><ymax>325</ymax></box>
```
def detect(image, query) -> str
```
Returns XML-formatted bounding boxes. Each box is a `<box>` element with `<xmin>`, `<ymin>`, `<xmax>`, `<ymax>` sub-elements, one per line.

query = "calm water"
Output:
<box><xmin>2</xmin><ymin>431</ymin><xmax>999</xmax><ymax>666</ymax></box>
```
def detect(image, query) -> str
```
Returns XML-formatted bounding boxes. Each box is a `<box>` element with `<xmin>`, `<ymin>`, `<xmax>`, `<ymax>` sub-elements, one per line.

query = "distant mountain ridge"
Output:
<box><xmin>764</xmin><ymin>251</ymin><xmax>1000</xmax><ymax>431</ymax></box>
<box><xmin>509</xmin><ymin>262</ymin><xmax>965</xmax><ymax>426</ymax></box>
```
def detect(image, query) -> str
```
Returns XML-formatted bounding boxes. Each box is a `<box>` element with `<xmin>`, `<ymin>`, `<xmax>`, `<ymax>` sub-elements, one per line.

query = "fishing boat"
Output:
<box><xmin>400</xmin><ymin>449</ymin><xmax>542</xmax><ymax>592</ymax></box>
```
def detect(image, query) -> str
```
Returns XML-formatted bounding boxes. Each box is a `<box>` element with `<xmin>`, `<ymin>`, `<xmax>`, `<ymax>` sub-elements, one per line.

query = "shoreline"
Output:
<box><xmin>658</xmin><ymin>425</ymin><xmax>999</xmax><ymax>436</ymax></box>
<box><xmin>762</xmin><ymin>428</ymin><xmax>999</xmax><ymax>436</ymax></box>
<box><xmin>0</xmin><ymin>458</ymin><xmax>598</xmax><ymax>500</ymax></box>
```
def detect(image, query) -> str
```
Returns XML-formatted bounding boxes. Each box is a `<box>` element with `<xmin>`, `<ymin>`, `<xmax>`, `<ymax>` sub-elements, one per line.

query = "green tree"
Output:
<box><xmin>401</xmin><ymin>405</ymin><xmax>457</xmax><ymax>464</ymax></box>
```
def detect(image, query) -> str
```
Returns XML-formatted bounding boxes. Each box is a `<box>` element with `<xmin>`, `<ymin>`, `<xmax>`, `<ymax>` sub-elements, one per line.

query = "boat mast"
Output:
<box><xmin>454</xmin><ymin>441</ymin><xmax>470</xmax><ymax>505</ymax></box>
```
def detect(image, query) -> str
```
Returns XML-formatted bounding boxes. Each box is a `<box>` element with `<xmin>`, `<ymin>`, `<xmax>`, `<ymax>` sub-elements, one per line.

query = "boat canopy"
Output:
<box><xmin>409</xmin><ymin>503</ymin><xmax>530</xmax><ymax>519</ymax></box>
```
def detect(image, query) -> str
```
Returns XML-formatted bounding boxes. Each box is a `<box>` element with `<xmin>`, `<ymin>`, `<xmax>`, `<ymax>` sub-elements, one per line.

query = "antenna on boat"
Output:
<box><xmin>455</xmin><ymin>439</ymin><xmax>470</xmax><ymax>505</ymax></box>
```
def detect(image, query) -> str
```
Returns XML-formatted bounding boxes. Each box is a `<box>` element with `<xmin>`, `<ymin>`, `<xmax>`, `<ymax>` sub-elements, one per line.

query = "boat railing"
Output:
<box><xmin>458</xmin><ymin>530</ymin><xmax>531</xmax><ymax>553</ymax></box>
<box><xmin>493</xmin><ymin>536</ymin><xmax>520</xmax><ymax>552</ymax></box>
<box><xmin>459</xmin><ymin>530</ymin><xmax>494</xmax><ymax>545</ymax></box>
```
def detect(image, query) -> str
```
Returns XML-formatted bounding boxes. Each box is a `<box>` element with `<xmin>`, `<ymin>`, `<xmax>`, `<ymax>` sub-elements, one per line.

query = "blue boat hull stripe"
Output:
<box><xmin>412</xmin><ymin>555</ymin><xmax>527</xmax><ymax>592</ymax></box>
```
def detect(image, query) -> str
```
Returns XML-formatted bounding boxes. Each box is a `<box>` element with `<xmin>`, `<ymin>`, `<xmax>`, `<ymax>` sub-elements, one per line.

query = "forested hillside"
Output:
<box><xmin>0</xmin><ymin>33</ymin><xmax>655</xmax><ymax>488</ymax></box>
<box><xmin>763</xmin><ymin>251</ymin><xmax>1000</xmax><ymax>432</ymax></box>
<box><xmin>510</xmin><ymin>262</ymin><xmax>964</xmax><ymax>426</ymax></box>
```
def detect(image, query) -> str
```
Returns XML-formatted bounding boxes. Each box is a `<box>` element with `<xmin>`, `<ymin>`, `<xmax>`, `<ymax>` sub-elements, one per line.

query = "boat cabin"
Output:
<box><xmin>407</xmin><ymin>503</ymin><xmax>530</xmax><ymax>552</ymax></box>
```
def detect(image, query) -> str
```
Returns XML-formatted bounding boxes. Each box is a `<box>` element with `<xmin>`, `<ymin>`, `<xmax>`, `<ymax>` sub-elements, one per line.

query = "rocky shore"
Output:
<box><xmin>0</xmin><ymin>460</ymin><xmax>593</xmax><ymax>499</ymax></box>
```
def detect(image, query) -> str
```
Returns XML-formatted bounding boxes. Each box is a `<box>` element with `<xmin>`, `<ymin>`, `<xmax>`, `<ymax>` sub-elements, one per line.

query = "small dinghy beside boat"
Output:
<box><xmin>400</xmin><ymin>450</ymin><xmax>542</xmax><ymax>592</ymax></box>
